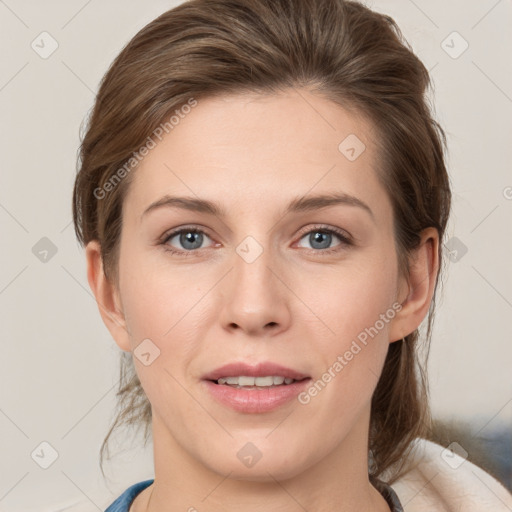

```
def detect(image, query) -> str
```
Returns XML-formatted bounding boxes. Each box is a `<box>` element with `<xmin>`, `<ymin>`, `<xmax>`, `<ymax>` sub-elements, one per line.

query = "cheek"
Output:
<box><xmin>294</xmin><ymin>252</ymin><xmax>397</xmax><ymax>402</ymax></box>
<box><xmin>118</xmin><ymin>261</ymin><xmax>206</xmax><ymax>415</ymax></box>
<box><xmin>119</xmin><ymin>250</ymin><xmax>206</xmax><ymax>343</ymax></box>
<box><xmin>297</xmin><ymin>251</ymin><xmax>397</xmax><ymax>346</ymax></box>
<box><xmin>117</xmin><ymin>251</ymin><xmax>213</xmax><ymax>404</ymax></box>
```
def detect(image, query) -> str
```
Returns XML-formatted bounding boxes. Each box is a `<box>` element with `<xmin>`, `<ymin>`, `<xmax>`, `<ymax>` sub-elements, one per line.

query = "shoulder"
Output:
<box><xmin>103</xmin><ymin>479</ymin><xmax>154</xmax><ymax>512</ymax></box>
<box><xmin>52</xmin><ymin>479</ymin><xmax>154</xmax><ymax>512</ymax></box>
<box><xmin>388</xmin><ymin>438</ymin><xmax>512</xmax><ymax>512</ymax></box>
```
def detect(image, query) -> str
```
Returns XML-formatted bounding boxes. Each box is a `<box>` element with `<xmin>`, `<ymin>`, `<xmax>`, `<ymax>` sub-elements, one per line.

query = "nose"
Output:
<box><xmin>217</xmin><ymin>240</ymin><xmax>291</xmax><ymax>337</ymax></box>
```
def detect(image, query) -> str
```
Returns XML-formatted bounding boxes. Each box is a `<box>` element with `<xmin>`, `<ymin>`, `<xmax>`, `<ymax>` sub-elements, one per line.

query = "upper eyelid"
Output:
<box><xmin>297</xmin><ymin>224</ymin><xmax>351</xmax><ymax>238</ymax></box>
<box><xmin>162</xmin><ymin>224</ymin><xmax>352</xmax><ymax>247</ymax></box>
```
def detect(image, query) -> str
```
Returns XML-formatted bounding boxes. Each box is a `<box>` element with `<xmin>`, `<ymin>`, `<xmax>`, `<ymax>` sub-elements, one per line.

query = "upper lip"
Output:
<box><xmin>202</xmin><ymin>362</ymin><xmax>310</xmax><ymax>382</ymax></box>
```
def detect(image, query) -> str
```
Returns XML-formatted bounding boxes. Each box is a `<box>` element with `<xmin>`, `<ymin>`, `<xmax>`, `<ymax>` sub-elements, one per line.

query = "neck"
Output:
<box><xmin>139</xmin><ymin>409</ymin><xmax>390</xmax><ymax>512</ymax></box>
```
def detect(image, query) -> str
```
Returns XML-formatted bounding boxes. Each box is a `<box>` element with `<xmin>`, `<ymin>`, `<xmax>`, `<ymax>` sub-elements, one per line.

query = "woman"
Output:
<box><xmin>72</xmin><ymin>0</ymin><xmax>512</xmax><ymax>510</ymax></box>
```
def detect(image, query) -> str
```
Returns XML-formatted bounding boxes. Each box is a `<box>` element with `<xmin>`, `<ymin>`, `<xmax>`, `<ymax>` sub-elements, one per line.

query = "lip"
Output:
<box><xmin>201</xmin><ymin>361</ymin><xmax>311</xmax><ymax>414</ymax></box>
<box><xmin>202</xmin><ymin>379</ymin><xmax>311</xmax><ymax>413</ymax></box>
<box><xmin>202</xmin><ymin>361</ymin><xmax>310</xmax><ymax>382</ymax></box>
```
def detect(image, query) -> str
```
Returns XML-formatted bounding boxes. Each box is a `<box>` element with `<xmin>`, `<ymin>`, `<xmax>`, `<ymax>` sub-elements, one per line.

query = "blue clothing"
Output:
<box><xmin>104</xmin><ymin>477</ymin><xmax>403</xmax><ymax>511</ymax></box>
<box><xmin>105</xmin><ymin>479</ymin><xmax>154</xmax><ymax>512</ymax></box>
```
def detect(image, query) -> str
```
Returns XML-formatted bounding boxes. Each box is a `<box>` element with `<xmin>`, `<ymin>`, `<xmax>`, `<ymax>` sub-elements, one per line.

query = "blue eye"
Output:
<box><xmin>297</xmin><ymin>228</ymin><xmax>350</xmax><ymax>251</ymax></box>
<box><xmin>163</xmin><ymin>228</ymin><xmax>213</xmax><ymax>253</ymax></box>
<box><xmin>160</xmin><ymin>225</ymin><xmax>352</xmax><ymax>256</ymax></box>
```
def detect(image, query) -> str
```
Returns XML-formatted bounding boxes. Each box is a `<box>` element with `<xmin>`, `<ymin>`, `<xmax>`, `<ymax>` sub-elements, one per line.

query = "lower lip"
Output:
<box><xmin>202</xmin><ymin>379</ymin><xmax>312</xmax><ymax>413</ymax></box>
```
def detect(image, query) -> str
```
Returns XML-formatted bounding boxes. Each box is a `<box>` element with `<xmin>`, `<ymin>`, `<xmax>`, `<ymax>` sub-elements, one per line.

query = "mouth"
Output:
<box><xmin>201</xmin><ymin>362</ymin><xmax>312</xmax><ymax>413</ymax></box>
<box><xmin>202</xmin><ymin>361</ymin><xmax>310</xmax><ymax>385</ymax></box>
<box><xmin>211</xmin><ymin>375</ymin><xmax>309</xmax><ymax>389</ymax></box>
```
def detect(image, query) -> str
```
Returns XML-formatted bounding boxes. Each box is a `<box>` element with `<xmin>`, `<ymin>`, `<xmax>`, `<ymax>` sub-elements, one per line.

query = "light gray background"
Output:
<box><xmin>0</xmin><ymin>0</ymin><xmax>511</xmax><ymax>510</ymax></box>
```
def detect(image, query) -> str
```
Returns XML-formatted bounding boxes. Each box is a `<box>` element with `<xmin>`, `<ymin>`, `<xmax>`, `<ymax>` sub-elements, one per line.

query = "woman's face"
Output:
<box><xmin>97</xmin><ymin>88</ymin><xmax>414</xmax><ymax>481</ymax></box>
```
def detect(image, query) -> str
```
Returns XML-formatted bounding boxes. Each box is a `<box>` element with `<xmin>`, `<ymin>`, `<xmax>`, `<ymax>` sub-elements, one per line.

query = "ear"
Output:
<box><xmin>388</xmin><ymin>227</ymin><xmax>440</xmax><ymax>343</ymax></box>
<box><xmin>85</xmin><ymin>240</ymin><xmax>131</xmax><ymax>352</ymax></box>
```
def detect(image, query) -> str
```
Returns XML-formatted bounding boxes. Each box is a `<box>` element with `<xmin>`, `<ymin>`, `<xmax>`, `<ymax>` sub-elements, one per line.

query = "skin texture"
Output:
<box><xmin>86</xmin><ymin>88</ymin><xmax>439</xmax><ymax>512</ymax></box>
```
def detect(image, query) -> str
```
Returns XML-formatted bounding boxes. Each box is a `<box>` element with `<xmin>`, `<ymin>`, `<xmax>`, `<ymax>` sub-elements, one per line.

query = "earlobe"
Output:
<box><xmin>388</xmin><ymin>227</ymin><xmax>440</xmax><ymax>343</ymax></box>
<box><xmin>85</xmin><ymin>240</ymin><xmax>132</xmax><ymax>352</ymax></box>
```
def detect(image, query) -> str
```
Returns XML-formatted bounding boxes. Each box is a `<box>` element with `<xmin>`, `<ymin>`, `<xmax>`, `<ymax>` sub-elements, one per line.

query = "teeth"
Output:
<box><xmin>239</xmin><ymin>376</ymin><xmax>256</xmax><ymax>386</ymax></box>
<box><xmin>255</xmin><ymin>376</ymin><xmax>274</xmax><ymax>386</ymax></box>
<box><xmin>216</xmin><ymin>375</ymin><xmax>296</xmax><ymax>386</ymax></box>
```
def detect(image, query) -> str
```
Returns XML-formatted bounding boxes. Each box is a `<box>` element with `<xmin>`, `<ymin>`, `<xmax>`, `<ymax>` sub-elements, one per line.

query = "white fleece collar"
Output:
<box><xmin>387</xmin><ymin>438</ymin><xmax>512</xmax><ymax>511</ymax></box>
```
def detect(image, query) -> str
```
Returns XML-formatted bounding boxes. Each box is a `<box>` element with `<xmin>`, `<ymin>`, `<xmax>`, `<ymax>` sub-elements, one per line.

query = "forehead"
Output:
<box><xmin>124</xmin><ymin>89</ymin><xmax>388</xmax><ymax>219</ymax></box>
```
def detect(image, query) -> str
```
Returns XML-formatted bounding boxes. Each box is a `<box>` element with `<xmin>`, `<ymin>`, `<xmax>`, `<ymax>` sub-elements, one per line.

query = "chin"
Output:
<box><xmin>198</xmin><ymin>441</ymin><xmax>316</xmax><ymax>483</ymax></box>
<box><xmin>213</xmin><ymin>460</ymin><xmax>307</xmax><ymax>483</ymax></box>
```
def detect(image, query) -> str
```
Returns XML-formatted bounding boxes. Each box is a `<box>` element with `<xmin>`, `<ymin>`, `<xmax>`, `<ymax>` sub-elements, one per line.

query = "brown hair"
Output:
<box><xmin>72</xmin><ymin>0</ymin><xmax>451</xmax><ymax>483</ymax></box>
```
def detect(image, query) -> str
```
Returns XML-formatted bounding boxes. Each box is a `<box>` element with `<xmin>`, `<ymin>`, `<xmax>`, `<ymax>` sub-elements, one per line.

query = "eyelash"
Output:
<box><xmin>159</xmin><ymin>224</ymin><xmax>353</xmax><ymax>257</ymax></box>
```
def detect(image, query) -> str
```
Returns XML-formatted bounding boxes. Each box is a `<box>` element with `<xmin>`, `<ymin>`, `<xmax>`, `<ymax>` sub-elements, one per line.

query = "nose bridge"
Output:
<box><xmin>218</xmin><ymin>231</ymin><xmax>290</xmax><ymax>334</ymax></box>
<box><xmin>232</xmin><ymin>233</ymin><xmax>279</xmax><ymax>302</ymax></box>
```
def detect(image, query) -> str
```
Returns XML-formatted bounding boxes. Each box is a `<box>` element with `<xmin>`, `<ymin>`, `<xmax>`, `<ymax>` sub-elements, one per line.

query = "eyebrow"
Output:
<box><xmin>141</xmin><ymin>192</ymin><xmax>374</xmax><ymax>222</ymax></box>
